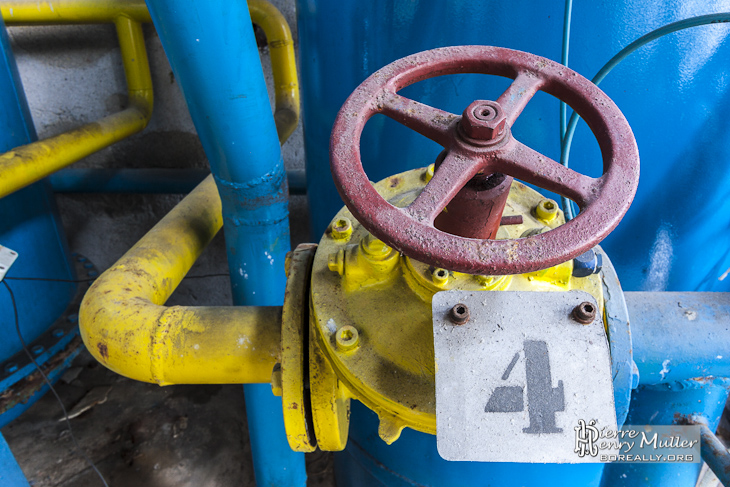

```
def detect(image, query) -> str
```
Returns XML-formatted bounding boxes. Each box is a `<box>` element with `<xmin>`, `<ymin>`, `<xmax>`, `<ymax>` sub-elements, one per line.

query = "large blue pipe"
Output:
<box><xmin>0</xmin><ymin>16</ymin><xmax>76</xmax><ymax>485</ymax></box>
<box><xmin>143</xmin><ymin>2</ymin><xmax>305</xmax><ymax>485</ymax></box>
<box><xmin>602</xmin><ymin>292</ymin><xmax>730</xmax><ymax>487</ymax></box>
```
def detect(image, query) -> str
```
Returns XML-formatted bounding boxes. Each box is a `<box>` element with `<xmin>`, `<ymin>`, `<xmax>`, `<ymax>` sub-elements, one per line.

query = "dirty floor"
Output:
<box><xmin>2</xmin><ymin>350</ymin><xmax>336</xmax><ymax>487</ymax></box>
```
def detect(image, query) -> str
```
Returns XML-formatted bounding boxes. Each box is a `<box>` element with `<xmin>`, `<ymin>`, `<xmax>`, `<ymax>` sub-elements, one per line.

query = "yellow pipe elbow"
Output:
<box><xmin>0</xmin><ymin>3</ymin><xmax>153</xmax><ymax>199</ymax></box>
<box><xmin>80</xmin><ymin>175</ymin><xmax>282</xmax><ymax>385</ymax></box>
<box><xmin>249</xmin><ymin>0</ymin><xmax>300</xmax><ymax>144</ymax></box>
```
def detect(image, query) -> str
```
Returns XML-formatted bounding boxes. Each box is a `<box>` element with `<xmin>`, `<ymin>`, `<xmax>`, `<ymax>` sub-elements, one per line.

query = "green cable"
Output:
<box><xmin>560</xmin><ymin>12</ymin><xmax>730</xmax><ymax>220</ymax></box>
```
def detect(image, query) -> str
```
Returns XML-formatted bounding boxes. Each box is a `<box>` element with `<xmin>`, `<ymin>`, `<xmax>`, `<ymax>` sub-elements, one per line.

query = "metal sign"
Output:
<box><xmin>0</xmin><ymin>245</ymin><xmax>18</xmax><ymax>281</ymax></box>
<box><xmin>433</xmin><ymin>290</ymin><xmax>617</xmax><ymax>463</ymax></box>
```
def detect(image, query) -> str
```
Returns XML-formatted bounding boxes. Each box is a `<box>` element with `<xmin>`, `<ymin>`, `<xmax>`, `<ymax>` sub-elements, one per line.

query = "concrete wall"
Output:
<box><xmin>7</xmin><ymin>0</ymin><xmax>310</xmax><ymax>307</ymax></box>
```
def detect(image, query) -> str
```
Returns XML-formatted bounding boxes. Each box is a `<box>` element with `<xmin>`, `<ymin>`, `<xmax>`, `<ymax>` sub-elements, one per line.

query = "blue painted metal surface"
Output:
<box><xmin>143</xmin><ymin>2</ymin><xmax>305</xmax><ymax>485</ymax></box>
<box><xmin>601</xmin><ymin>378</ymin><xmax>730</xmax><ymax>487</ymax></box>
<box><xmin>598</xmin><ymin>248</ymin><xmax>637</xmax><ymax>428</ymax></box>
<box><xmin>0</xmin><ymin>337</ymin><xmax>82</xmax><ymax>428</ymax></box>
<box><xmin>0</xmin><ymin>18</ymin><xmax>76</xmax><ymax>364</ymax></box>
<box><xmin>48</xmin><ymin>168</ymin><xmax>307</xmax><ymax>195</ymax></box>
<box><xmin>0</xmin><ymin>432</ymin><xmax>29</xmax><ymax>487</ymax></box>
<box><xmin>699</xmin><ymin>423</ymin><xmax>730</xmax><ymax>487</ymax></box>
<box><xmin>627</xmin><ymin>292</ymin><xmax>730</xmax><ymax>385</ymax></box>
<box><xmin>599</xmin><ymin>292</ymin><xmax>730</xmax><ymax>486</ymax></box>
<box><xmin>297</xmin><ymin>0</ymin><xmax>730</xmax><ymax>294</ymax></box>
<box><xmin>0</xmin><ymin>16</ymin><xmax>77</xmax><ymax>485</ymax></box>
<box><xmin>336</xmin><ymin>401</ymin><xmax>605</xmax><ymax>487</ymax></box>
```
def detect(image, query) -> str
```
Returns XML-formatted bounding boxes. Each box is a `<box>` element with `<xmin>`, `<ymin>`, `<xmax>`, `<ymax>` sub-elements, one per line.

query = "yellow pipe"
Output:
<box><xmin>0</xmin><ymin>2</ymin><xmax>153</xmax><ymax>200</ymax></box>
<box><xmin>0</xmin><ymin>0</ymin><xmax>299</xmax><ymax>199</ymax></box>
<box><xmin>248</xmin><ymin>0</ymin><xmax>300</xmax><ymax>143</ymax></box>
<box><xmin>7</xmin><ymin>0</ymin><xmax>300</xmax><ymax>384</ymax></box>
<box><xmin>79</xmin><ymin>175</ymin><xmax>282</xmax><ymax>385</ymax></box>
<box><xmin>0</xmin><ymin>0</ymin><xmax>151</xmax><ymax>24</ymax></box>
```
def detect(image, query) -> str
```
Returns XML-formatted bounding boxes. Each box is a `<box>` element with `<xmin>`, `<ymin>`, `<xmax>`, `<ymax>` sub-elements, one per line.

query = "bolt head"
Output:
<box><xmin>431</xmin><ymin>268</ymin><xmax>450</xmax><ymax>286</ymax></box>
<box><xmin>572</xmin><ymin>249</ymin><xmax>603</xmax><ymax>278</ymax></box>
<box><xmin>336</xmin><ymin>325</ymin><xmax>359</xmax><ymax>351</ymax></box>
<box><xmin>571</xmin><ymin>301</ymin><xmax>597</xmax><ymax>325</ymax></box>
<box><xmin>331</xmin><ymin>217</ymin><xmax>353</xmax><ymax>241</ymax></box>
<box><xmin>449</xmin><ymin>303</ymin><xmax>470</xmax><ymax>325</ymax></box>
<box><xmin>362</xmin><ymin>233</ymin><xmax>390</xmax><ymax>256</ymax></box>
<box><xmin>460</xmin><ymin>100</ymin><xmax>507</xmax><ymax>140</ymax></box>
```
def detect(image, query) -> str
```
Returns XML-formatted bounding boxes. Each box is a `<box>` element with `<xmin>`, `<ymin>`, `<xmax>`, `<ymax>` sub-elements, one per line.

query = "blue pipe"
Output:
<box><xmin>699</xmin><ymin>423</ymin><xmax>730</xmax><ymax>487</ymax></box>
<box><xmin>601</xmin><ymin>291</ymin><xmax>730</xmax><ymax>487</ymax></box>
<box><xmin>600</xmin><ymin>379</ymin><xmax>730</xmax><ymax>487</ymax></box>
<box><xmin>143</xmin><ymin>2</ymin><xmax>304</xmax><ymax>485</ymax></box>
<box><xmin>48</xmin><ymin>168</ymin><xmax>307</xmax><ymax>195</ymax></box>
<box><xmin>626</xmin><ymin>292</ymin><xmax>730</xmax><ymax>385</ymax></box>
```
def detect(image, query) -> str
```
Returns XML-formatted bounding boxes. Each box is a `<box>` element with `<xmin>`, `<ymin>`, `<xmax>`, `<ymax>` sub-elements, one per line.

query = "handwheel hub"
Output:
<box><xmin>460</xmin><ymin>99</ymin><xmax>506</xmax><ymax>141</ymax></box>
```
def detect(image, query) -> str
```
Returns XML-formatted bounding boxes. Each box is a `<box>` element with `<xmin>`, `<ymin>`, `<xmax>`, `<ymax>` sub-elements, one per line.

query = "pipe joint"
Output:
<box><xmin>215</xmin><ymin>168</ymin><xmax>290</xmax><ymax>227</ymax></box>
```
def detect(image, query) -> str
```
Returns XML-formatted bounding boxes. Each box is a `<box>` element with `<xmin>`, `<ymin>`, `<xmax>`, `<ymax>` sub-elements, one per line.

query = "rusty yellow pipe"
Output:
<box><xmin>79</xmin><ymin>175</ymin><xmax>282</xmax><ymax>385</ymax></box>
<box><xmin>247</xmin><ymin>0</ymin><xmax>300</xmax><ymax>143</ymax></box>
<box><xmin>0</xmin><ymin>2</ymin><xmax>153</xmax><ymax>200</ymax></box>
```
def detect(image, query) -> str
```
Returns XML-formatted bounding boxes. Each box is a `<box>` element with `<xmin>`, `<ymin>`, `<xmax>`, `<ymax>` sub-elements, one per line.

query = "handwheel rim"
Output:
<box><xmin>330</xmin><ymin>46</ymin><xmax>639</xmax><ymax>275</ymax></box>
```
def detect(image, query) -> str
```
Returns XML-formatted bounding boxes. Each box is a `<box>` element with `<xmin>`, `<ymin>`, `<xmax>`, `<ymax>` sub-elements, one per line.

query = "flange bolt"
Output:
<box><xmin>572</xmin><ymin>249</ymin><xmax>603</xmax><ymax>278</ymax></box>
<box><xmin>449</xmin><ymin>303</ymin><xmax>470</xmax><ymax>325</ymax></box>
<box><xmin>571</xmin><ymin>302</ymin><xmax>596</xmax><ymax>325</ymax></box>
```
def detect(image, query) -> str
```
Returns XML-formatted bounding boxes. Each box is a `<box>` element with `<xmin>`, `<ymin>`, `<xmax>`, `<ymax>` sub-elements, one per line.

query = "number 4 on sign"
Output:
<box><xmin>484</xmin><ymin>340</ymin><xmax>565</xmax><ymax>434</ymax></box>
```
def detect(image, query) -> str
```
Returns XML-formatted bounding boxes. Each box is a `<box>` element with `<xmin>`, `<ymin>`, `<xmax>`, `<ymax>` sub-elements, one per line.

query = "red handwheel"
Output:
<box><xmin>330</xmin><ymin>46</ymin><xmax>639</xmax><ymax>275</ymax></box>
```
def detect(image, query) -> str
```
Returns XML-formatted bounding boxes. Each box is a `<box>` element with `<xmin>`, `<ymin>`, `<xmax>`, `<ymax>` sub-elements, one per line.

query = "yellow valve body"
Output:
<box><xmin>308</xmin><ymin>166</ymin><xmax>604</xmax><ymax>445</ymax></box>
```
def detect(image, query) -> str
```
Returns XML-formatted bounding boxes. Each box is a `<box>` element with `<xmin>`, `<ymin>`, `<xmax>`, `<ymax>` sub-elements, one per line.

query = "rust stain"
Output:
<box><xmin>97</xmin><ymin>342</ymin><xmax>109</xmax><ymax>360</ymax></box>
<box><xmin>0</xmin><ymin>337</ymin><xmax>82</xmax><ymax>414</ymax></box>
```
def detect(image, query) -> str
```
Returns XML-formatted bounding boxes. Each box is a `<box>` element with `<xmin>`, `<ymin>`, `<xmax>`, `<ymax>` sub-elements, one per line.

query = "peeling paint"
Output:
<box><xmin>660</xmin><ymin>359</ymin><xmax>671</xmax><ymax>380</ymax></box>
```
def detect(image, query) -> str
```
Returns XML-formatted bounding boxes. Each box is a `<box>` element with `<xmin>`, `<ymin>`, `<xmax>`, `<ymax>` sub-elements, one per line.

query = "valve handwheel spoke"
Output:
<box><xmin>493</xmin><ymin>141</ymin><xmax>599</xmax><ymax>210</ymax></box>
<box><xmin>377</xmin><ymin>92</ymin><xmax>457</xmax><ymax>147</ymax></box>
<box><xmin>495</xmin><ymin>72</ymin><xmax>544</xmax><ymax>125</ymax></box>
<box><xmin>406</xmin><ymin>151</ymin><xmax>484</xmax><ymax>223</ymax></box>
<box><xmin>330</xmin><ymin>46</ymin><xmax>639</xmax><ymax>275</ymax></box>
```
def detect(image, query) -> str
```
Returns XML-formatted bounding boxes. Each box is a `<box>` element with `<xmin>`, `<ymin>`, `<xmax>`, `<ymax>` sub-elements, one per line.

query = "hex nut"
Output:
<box><xmin>422</xmin><ymin>163</ymin><xmax>435</xmax><ymax>183</ymax></box>
<box><xmin>362</xmin><ymin>233</ymin><xmax>390</xmax><ymax>257</ymax></box>
<box><xmin>270</xmin><ymin>363</ymin><xmax>283</xmax><ymax>397</ymax></box>
<box><xmin>460</xmin><ymin>100</ymin><xmax>507</xmax><ymax>140</ymax></box>
<box><xmin>572</xmin><ymin>249</ymin><xmax>603</xmax><ymax>278</ymax></box>
<box><xmin>327</xmin><ymin>249</ymin><xmax>345</xmax><ymax>276</ymax></box>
